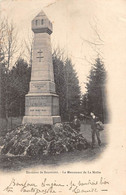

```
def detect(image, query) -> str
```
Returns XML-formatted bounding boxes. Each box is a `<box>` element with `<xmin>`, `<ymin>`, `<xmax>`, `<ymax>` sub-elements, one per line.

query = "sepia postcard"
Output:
<box><xmin>0</xmin><ymin>0</ymin><xmax>126</xmax><ymax>194</ymax></box>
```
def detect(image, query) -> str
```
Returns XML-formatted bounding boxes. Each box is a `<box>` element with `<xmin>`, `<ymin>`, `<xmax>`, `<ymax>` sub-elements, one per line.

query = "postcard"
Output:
<box><xmin>0</xmin><ymin>0</ymin><xmax>126</xmax><ymax>194</ymax></box>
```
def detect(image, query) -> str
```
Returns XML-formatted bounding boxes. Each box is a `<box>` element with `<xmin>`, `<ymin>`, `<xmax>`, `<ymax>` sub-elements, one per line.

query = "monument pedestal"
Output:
<box><xmin>22</xmin><ymin>93</ymin><xmax>61</xmax><ymax>124</ymax></box>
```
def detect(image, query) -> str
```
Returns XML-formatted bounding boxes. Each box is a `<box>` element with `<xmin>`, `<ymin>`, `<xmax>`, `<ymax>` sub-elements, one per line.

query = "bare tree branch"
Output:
<box><xmin>23</xmin><ymin>32</ymin><xmax>34</xmax><ymax>66</ymax></box>
<box><xmin>80</xmin><ymin>37</ymin><xmax>104</xmax><ymax>46</ymax></box>
<box><xmin>80</xmin><ymin>18</ymin><xmax>104</xmax><ymax>62</ymax></box>
<box><xmin>0</xmin><ymin>18</ymin><xmax>18</xmax><ymax>68</ymax></box>
<box><xmin>89</xmin><ymin>21</ymin><xmax>104</xmax><ymax>43</ymax></box>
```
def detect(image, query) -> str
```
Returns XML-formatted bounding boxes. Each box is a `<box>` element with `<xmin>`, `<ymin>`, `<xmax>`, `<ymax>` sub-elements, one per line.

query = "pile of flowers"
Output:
<box><xmin>0</xmin><ymin>123</ymin><xmax>89</xmax><ymax>156</ymax></box>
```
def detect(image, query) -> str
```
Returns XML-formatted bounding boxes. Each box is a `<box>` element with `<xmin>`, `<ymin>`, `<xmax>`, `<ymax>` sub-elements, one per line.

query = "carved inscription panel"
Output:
<box><xmin>25</xmin><ymin>96</ymin><xmax>51</xmax><ymax>107</ymax></box>
<box><xmin>25</xmin><ymin>107</ymin><xmax>51</xmax><ymax>116</ymax></box>
<box><xmin>30</xmin><ymin>81</ymin><xmax>56</xmax><ymax>93</ymax></box>
<box><xmin>30</xmin><ymin>82</ymin><xmax>47</xmax><ymax>92</ymax></box>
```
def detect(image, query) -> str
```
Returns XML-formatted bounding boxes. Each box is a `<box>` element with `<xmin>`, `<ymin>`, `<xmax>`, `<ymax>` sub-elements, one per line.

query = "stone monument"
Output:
<box><xmin>23</xmin><ymin>11</ymin><xmax>61</xmax><ymax>124</ymax></box>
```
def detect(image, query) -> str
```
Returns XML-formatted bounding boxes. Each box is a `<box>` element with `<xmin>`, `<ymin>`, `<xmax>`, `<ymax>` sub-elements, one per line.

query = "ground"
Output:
<box><xmin>0</xmin><ymin>118</ymin><xmax>108</xmax><ymax>172</ymax></box>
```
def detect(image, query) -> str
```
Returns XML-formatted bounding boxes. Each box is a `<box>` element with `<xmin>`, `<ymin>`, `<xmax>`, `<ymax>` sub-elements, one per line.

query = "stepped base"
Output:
<box><xmin>22</xmin><ymin>116</ymin><xmax>61</xmax><ymax>125</ymax></box>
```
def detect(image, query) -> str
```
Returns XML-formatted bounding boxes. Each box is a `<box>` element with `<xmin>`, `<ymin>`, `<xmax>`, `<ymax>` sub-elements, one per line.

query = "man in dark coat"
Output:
<box><xmin>90</xmin><ymin>112</ymin><xmax>101</xmax><ymax>148</ymax></box>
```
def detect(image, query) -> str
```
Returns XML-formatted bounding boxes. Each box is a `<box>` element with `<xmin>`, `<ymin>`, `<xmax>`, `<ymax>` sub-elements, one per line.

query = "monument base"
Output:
<box><xmin>22</xmin><ymin>116</ymin><xmax>61</xmax><ymax>125</ymax></box>
<box><xmin>22</xmin><ymin>93</ymin><xmax>61</xmax><ymax>125</ymax></box>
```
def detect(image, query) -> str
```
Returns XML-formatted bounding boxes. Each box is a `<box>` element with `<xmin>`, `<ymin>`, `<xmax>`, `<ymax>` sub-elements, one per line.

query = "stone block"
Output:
<box><xmin>29</xmin><ymin>81</ymin><xmax>55</xmax><ymax>93</ymax></box>
<box><xmin>22</xmin><ymin>116</ymin><xmax>61</xmax><ymax>125</ymax></box>
<box><xmin>23</xmin><ymin>93</ymin><xmax>60</xmax><ymax>123</ymax></box>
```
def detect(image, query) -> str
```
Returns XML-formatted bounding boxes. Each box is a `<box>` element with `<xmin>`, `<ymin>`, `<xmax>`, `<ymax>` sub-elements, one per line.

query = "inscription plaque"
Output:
<box><xmin>25</xmin><ymin>96</ymin><xmax>51</xmax><ymax>107</ymax></box>
<box><xmin>31</xmin><ymin>82</ymin><xmax>47</xmax><ymax>90</ymax></box>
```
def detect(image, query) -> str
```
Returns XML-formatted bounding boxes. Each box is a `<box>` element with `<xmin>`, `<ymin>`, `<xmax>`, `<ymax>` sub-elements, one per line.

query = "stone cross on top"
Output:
<box><xmin>37</xmin><ymin>50</ymin><xmax>44</xmax><ymax>62</ymax></box>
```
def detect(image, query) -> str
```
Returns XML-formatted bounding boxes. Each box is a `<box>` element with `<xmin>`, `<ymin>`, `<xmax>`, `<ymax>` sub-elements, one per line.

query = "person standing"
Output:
<box><xmin>90</xmin><ymin>112</ymin><xmax>101</xmax><ymax>148</ymax></box>
<box><xmin>72</xmin><ymin>115</ymin><xmax>81</xmax><ymax>133</ymax></box>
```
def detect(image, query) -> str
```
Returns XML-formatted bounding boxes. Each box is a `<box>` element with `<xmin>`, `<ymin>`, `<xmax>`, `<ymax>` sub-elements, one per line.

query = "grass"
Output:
<box><xmin>0</xmin><ymin>119</ymin><xmax>108</xmax><ymax>172</ymax></box>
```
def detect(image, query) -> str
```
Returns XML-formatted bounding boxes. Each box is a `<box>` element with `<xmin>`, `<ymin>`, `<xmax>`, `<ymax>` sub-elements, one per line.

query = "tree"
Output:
<box><xmin>0</xmin><ymin>21</ymin><xmax>7</xmax><ymax>117</ymax></box>
<box><xmin>64</xmin><ymin>58</ymin><xmax>81</xmax><ymax>121</ymax></box>
<box><xmin>0</xmin><ymin>19</ymin><xmax>18</xmax><ymax>124</ymax></box>
<box><xmin>82</xmin><ymin>57</ymin><xmax>108</xmax><ymax>122</ymax></box>
<box><xmin>0</xmin><ymin>60</ymin><xmax>2</xmax><ymax>118</ymax></box>
<box><xmin>53</xmin><ymin>53</ymin><xmax>67</xmax><ymax>121</ymax></box>
<box><xmin>80</xmin><ymin>20</ymin><xmax>108</xmax><ymax>122</ymax></box>
<box><xmin>80</xmin><ymin>93</ymin><xmax>88</xmax><ymax>115</ymax></box>
<box><xmin>53</xmin><ymin>50</ymin><xmax>81</xmax><ymax>121</ymax></box>
<box><xmin>8</xmin><ymin>58</ymin><xmax>31</xmax><ymax>117</ymax></box>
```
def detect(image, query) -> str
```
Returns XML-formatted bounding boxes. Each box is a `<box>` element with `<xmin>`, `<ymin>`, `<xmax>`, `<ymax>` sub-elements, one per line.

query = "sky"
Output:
<box><xmin>0</xmin><ymin>0</ymin><xmax>126</xmax><ymax>99</ymax></box>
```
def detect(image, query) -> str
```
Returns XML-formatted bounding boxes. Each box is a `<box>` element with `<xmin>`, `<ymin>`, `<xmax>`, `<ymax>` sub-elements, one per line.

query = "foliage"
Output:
<box><xmin>0</xmin><ymin>19</ymin><xmax>18</xmax><ymax>121</ymax></box>
<box><xmin>64</xmin><ymin>58</ymin><xmax>81</xmax><ymax>120</ymax></box>
<box><xmin>81</xmin><ymin>57</ymin><xmax>108</xmax><ymax>122</ymax></box>
<box><xmin>53</xmin><ymin>53</ymin><xmax>81</xmax><ymax>121</ymax></box>
<box><xmin>1</xmin><ymin>59</ymin><xmax>31</xmax><ymax>117</ymax></box>
<box><xmin>53</xmin><ymin>54</ymin><xmax>67</xmax><ymax>120</ymax></box>
<box><xmin>10</xmin><ymin>59</ymin><xmax>31</xmax><ymax>116</ymax></box>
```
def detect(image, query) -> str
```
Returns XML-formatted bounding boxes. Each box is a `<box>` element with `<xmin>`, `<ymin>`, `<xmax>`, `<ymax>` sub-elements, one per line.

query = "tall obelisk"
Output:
<box><xmin>23</xmin><ymin>11</ymin><xmax>61</xmax><ymax>124</ymax></box>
